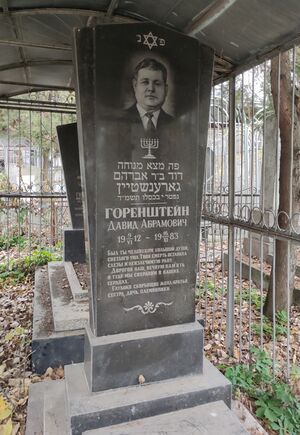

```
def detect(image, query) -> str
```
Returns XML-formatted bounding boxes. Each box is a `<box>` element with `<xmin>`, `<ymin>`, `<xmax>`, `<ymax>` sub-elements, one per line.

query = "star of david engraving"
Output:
<box><xmin>143</xmin><ymin>31</ymin><xmax>158</xmax><ymax>50</ymax></box>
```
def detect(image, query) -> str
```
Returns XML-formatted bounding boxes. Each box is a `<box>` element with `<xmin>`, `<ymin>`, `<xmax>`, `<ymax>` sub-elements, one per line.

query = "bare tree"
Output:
<box><xmin>264</xmin><ymin>51</ymin><xmax>300</xmax><ymax>317</ymax></box>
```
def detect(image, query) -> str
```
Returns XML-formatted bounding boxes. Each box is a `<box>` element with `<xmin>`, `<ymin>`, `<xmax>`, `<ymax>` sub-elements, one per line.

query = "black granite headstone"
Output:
<box><xmin>57</xmin><ymin>122</ymin><xmax>86</xmax><ymax>263</ymax></box>
<box><xmin>74</xmin><ymin>23</ymin><xmax>213</xmax><ymax>336</ymax></box>
<box><xmin>57</xmin><ymin>122</ymin><xmax>84</xmax><ymax>229</ymax></box>
<box><xmin>25</xmin><ymin>24</ymin><xmax>234</xmax><ymax>435</ymax></box>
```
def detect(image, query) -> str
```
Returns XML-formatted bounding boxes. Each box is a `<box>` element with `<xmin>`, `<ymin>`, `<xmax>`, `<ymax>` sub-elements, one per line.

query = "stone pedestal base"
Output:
<box><xmin>27</xmin><ymin>319</ymin><xmax>234</xmax><ymax>435</ymax></box>
<box><xmin>84</xmin><ymin>321</ymin><xmax>203</xmax><ymax>392</ymax></box>
<box><xmin>85</xmin><ymin>401</ymin><xmax>248</xmax><ymax>435</ymax></box>
<box><xmin>64</xmin><ymin>228</ymin><xmax>86</xmax><ymax>263</ymax></box>
<box><xmin>26</xmin><ymin>358</ymin><xmax>232</xmax><ymax>435</ymax></box>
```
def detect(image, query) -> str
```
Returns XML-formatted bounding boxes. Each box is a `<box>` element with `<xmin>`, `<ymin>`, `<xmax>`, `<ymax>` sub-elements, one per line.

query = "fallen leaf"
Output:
<box><xmin>0</xmin><ymin>420</ymin><xmax>12</xmax><ymax>435</ymax></box>
<box><xmin>138</xmin><ymin>374</ymin><xmax>145</xmax><ymax>385</ymax></box>
<box><xmin>11</xmin><ymin>423</ymin><xmax>19</xmax><ymax>435</ymax></box>
<box><xmin>44</xmin><ymin>367</ymin><xmax>53</xmax><ymax>378</ymax></box>
<box><xmin>0</xmin><ymin>397</ymin><xmax>11</xmax><ymax>422</ymax></box>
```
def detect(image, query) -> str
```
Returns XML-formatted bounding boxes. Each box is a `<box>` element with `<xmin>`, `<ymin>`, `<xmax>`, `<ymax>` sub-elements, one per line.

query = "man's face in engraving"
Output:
<box><xmin>133</xmin><ymin>68</ymin><xmax>168</xmax><ymax>112</ymax></box>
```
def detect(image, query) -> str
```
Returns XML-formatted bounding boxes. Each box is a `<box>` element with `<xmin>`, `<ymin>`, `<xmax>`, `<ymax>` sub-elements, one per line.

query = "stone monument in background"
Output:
<box><xmin>30</xmin><ymin>123</ymin><xmax>89</xmax><ymax>375</ymax></box>
<box><xmin>57</xmin><ymin>122</ymin><xmax>86</xmax><ymax>263</ymax></box>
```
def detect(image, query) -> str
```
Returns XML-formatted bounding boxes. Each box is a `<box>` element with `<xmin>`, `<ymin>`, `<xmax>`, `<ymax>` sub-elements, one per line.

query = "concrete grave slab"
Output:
<box><xmin>64</xmin><ymin>261</ymin><xmax>88</xmax><ymax>302</ymax></box>
<box><xmin>48</xmin><ymin>261</ymin><xmax>89</xmax><ymax>332</ymax></box>
<box><xmin>32</xmin><ymin>267</ymin><xmax>85</xmax><ymax>374</ymax></box>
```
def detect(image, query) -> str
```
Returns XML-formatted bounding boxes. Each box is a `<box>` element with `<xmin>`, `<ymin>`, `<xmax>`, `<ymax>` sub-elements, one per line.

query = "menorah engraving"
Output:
<box><xmin>140</xmin><ymin>137</ymin><xmax>159</xmax><ymax>159</ymax></box>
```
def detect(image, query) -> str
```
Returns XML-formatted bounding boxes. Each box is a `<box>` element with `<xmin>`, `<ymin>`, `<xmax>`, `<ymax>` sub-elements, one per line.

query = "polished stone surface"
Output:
<box><xmin>57</xmin><ymin>122</ymin><xmax>84</xmax><ymax>229</ymax></box>
<box><xmin>84</xmin><ymin>321</ymin><xmax>203</xmax><ymax>392</ymax></box>
<box><xmin>75</xmin><ymin>23</ymin><xmax>214</xmax><ymax>336</ymax></box>
<box><xmin>64</xmin><ymin>228</ymin><xmax>86</xmax><ymax>263</ymax></box>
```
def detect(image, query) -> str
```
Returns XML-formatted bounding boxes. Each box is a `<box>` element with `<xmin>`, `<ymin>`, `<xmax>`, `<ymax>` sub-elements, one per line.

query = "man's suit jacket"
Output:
<box><xmin>125</xmin><ymin>105</ymin><xmax>174</xmax><ymax>135</ymax></box>
<box><xmin>107</xmin><ymin>104</ymin><xmax>176</xmax><ymax>161</ymax></box>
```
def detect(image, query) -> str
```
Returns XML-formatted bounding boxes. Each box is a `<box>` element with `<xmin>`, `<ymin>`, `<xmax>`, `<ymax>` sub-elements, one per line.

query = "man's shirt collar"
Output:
<box><xmin>136</xmin><ymin>104</ymin><xmax>160</xmax><ymax>129</ymax></box>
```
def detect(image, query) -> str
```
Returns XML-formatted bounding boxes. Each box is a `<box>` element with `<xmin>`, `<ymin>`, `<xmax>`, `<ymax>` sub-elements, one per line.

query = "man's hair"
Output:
<box><xmin>133</xmin><ymin>58</ymin><xmax>168</xmax><ymax>84</ymax></box>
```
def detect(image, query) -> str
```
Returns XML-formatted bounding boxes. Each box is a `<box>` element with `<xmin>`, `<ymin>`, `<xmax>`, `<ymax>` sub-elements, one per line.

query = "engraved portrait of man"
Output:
<box><xmin>126</xmin><ymin>57</ymin><xmax>174</xmax><ymax>135</ymax></box>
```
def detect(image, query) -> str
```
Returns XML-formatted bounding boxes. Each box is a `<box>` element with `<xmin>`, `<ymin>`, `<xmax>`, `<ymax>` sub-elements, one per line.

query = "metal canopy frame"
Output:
<box><xmin>0</xmin><ymin>0</ymin><xmax>300</xmax><ymax>96</ymax></box>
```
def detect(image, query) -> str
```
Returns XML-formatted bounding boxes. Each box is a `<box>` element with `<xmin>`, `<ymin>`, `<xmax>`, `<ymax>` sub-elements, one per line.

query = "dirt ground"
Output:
<box><xmin>0</xmin><ymin>245</ymin><xmax>299</xmax><ymax>434</ymax></box>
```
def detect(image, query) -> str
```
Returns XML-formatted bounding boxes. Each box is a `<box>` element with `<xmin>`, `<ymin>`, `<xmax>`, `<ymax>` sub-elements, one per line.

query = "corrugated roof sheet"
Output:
<box><xmin>1</xmin><ymin>0</ymin><xmax>300</xmax><ymax>96</ymax></box>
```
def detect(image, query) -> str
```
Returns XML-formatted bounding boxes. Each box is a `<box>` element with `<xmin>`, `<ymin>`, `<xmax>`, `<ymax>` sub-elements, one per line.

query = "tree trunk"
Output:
<box><xmin>264</xmin><ymin>52</ymin><xmax>300</xmax><ymax>318</ymax></box>
<box><xmin>41</xmin><ymin>148</ymin><xmax>50</xmax><ymax>191</ymax></box>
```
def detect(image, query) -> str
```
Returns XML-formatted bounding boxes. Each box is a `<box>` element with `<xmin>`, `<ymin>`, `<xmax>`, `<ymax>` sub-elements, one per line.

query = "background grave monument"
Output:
<box><xmin>31</xmin><ymin>123</ymin><xmax>89</xmax><ymax>374</ymax></box>
<box><xmin>26</xmin><ymin>22</ymin><xmax>246</xmax><ymax>435</ymax></box>
<box><xmin>57</xmin><ymin>122</ymin><xmax>86</xmax><ymax>263</ymax></box>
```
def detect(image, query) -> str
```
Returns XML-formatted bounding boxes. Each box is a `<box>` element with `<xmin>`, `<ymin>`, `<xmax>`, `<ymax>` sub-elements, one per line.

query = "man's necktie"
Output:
<box><xmin>145</xmin><ymin>112</ymin><xmax>156</xmax><ymax>136</ymax></box>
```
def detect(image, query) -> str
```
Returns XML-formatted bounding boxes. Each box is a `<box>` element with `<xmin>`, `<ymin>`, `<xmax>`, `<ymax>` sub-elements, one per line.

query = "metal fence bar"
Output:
<box><xmin>212</xmin><ymin>224</ymin><xmax>218</xmax><ymax>335</ymax></box>
<box><xmin>204</xmin><ymin>221</ymin><xmax>209</xmax><ymax>326</ymax></box>
<box><xmin>202</xmin><ymin>213</ymin><xmax>300</xmax><ymax>243</ymax></box>
<box><xmin>272</xmin><ymin>237</ymin><xmax>276</xmax><ymax>376</ymax></box>
<box><xmin>199</xmin><ymin>45</ymin><xmax>300</xmax><ymax>384</ymax></box>
<box><xmin>238</xmin><ymin>227</ymin><xmax>243</xmax><ymax>362</ymax></box>
<box><xmin>286</xmin><ymin>240</ymin><xmax>291</xmax><ymax>380</ymax></box>
<box><xmin>248</xmin><ymin>231</ymin><xmax>253</xmax><ymax>356</ymax></box>
<box><xmin>259</xmin><ymin>234</ymin><xmax>264</xmax><ymax>349</ymax></box>
<box><xmin>0</xmin><ymin>91</ymin><xmax>74</xmax><ymax>262</ymax></box>
<box><xmin>225</xmin><ymin>77</ymin><xmax>235</xmax><ymax>355</ymax></box>
<box><xmin>240</xmin><ymin>73</ymin><xmax>244</xmax><ymax>209</ymax></box>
